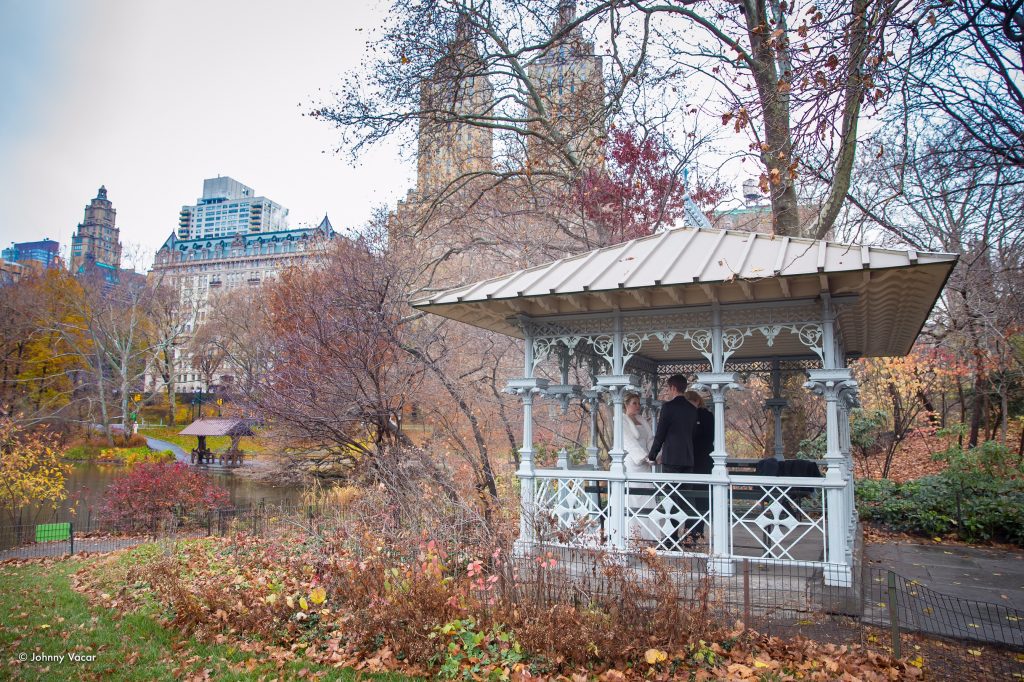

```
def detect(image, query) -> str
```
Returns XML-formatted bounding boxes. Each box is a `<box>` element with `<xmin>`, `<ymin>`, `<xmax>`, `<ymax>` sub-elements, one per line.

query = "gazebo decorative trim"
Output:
<box><xmin>413</xmin><ymin>227</ymin><xmax>957</xmax><ymax>587</ymax></box>
<box><xmin>412</xmin><ymin>226</ymin><xmax>957</xmax><ymax>360</ymax></box>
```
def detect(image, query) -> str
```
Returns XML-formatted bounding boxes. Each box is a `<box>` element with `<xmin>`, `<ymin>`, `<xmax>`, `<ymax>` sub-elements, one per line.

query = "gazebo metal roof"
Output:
<box><xmin>179</xmin><ymin>418</ymin><xmax>255</xmax><ymax>437</ymax></box>
<box><xmin>412</xmin><ymin>227</ymin><xmax>957</xmax><ymax>359</ymax></box>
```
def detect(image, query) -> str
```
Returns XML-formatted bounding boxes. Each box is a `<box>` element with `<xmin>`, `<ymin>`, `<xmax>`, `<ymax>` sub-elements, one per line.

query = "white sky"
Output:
<box><xmin>0</xmin><ymin>0</ymin><xmax>412</xmax><ymax>270</ymax></box>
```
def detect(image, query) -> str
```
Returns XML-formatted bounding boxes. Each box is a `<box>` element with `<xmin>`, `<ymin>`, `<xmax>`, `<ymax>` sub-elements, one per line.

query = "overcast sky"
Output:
<box><xmin>0</xmin><ymin>0</ymin><xmax>411</xmax><ymax>270</ymax></box>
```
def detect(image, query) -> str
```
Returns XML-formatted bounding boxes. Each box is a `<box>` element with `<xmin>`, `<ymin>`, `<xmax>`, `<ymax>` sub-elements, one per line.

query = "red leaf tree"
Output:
<box><xmin>100</xmin><ymin>462</ymin><xmax>230</xmax><ymax>531</ymax></box>
<box><xmin>573</xmin><ymin>127</ymin><xmax>727</xmax><ymax>244</ymax></box>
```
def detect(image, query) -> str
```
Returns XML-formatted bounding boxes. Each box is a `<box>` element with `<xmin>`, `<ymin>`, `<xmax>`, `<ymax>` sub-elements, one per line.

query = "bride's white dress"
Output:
<box><xmin>622</xmin><ymin>416</ymin><xmax>656</xmax><ymax>542</ymax></box>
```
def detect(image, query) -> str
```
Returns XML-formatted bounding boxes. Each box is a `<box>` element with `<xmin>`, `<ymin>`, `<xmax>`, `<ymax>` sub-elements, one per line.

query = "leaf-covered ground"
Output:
<box><xmin>0</xmin><ymin>550</ymin><xmax>412</xmax><ymax>681</ymax></box>
<box><xmin>29</xmin><ymin>537</ymin><xmax>936</xmax><ymax>681</ymax></box>
<box><xmin>9</xmin><ymin>536</ymin><xmax>1017</xmax><ymax>680</ymax></box>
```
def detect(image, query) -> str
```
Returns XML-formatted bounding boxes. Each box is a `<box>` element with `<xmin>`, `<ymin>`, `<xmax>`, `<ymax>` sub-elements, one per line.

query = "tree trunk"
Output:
<box><xmin>743</xmin><ymin>0</ymin><xmax>799</xmax><ymax>237</ymax></box>
<box><xmin>968</xmin><ymin>376</ymin><xmax>984</xmax><ymax>448</ymax></box>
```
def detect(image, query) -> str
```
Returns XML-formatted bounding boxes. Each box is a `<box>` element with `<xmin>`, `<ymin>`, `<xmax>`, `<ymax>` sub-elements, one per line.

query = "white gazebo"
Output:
<box><xmin>413</xmin><ymin>227</ymin><xmax>956</xmax><ymax>586</ymax></box>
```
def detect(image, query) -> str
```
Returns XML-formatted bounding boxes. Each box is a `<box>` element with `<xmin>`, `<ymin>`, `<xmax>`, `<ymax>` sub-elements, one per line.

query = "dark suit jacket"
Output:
<box><xmin>693</xmin><ymin>407</ymin><xmax>714</xmax><ymax>474</ymax></box>
<box><xmin>647</xmin><ymin>396</ymin><xmax>697</xmax><ymax>468</ymax></box>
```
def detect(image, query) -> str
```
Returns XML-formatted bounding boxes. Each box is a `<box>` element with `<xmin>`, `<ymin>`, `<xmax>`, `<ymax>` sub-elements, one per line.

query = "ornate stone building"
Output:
<box><xmin>147</xmin><ymin>215</ymin><xmax>337</xmax><ymax>393</ymax></box>
<box><xmin>70</xmin><ymin>186</ymin><xmax>122</xmax><ymax>274</ymax></box>
<box><xmin>416</xmin><ymin>14</ymin><xmax>495</xmax><ymax>196</ymax></box>
<box><xmin>392</xmin><ymin>0</ymin><xmax>608</xmax><ymax>285</ymax></box>
<box><xmin>525</xmin><ymin>0</ymin><xmax>605</xmax><ymax>173</ymax></box>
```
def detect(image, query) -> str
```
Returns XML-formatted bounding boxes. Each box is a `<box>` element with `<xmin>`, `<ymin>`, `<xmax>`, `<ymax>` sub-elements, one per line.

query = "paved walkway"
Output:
<box><xmin>144</xmin><ymin>436</ymin><xmax>189</xmax><ymax>463</ymax></box>
<box><xmin>864</xmin><ymin>541</ymin><xmax>1024</xmax><ymax>647</ymax></box>
<box><xmin>866</xmin><ymin>541</ymin><xmax>1024</xmax><ymax>610</ymax></box>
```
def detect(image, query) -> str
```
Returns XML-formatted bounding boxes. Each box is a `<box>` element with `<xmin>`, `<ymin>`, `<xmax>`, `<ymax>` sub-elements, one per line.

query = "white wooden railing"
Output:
<box><xmin>520</xmin><ymin>466</ymin><xmax>854</xmax><ymax>587</ymax></box>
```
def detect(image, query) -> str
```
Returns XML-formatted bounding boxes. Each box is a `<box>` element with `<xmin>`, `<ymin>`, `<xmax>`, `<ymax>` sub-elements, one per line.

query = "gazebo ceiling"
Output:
<box><xmin>412</xmin><ymin>227</ymin><xmax>958</xmax><ymax>359</ymax></box>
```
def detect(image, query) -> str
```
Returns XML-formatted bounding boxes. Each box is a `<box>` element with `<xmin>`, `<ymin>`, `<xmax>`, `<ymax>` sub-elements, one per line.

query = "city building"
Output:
<box><xmin>2</xmin><ymin>238</ymin><xmax>62</xmax><ymax>270</ymax></box>
<box><xmin>393</xmin><ymin>0</ymin><xmax>607</xmax><ymax>273</ymax></box>
<box><xmin>147</xmin><ymin>214</ymin><xmax>337</xmax><ymax>393</ymax></box>
<box><xmin>416</xmin><ymin>15</ymin><xmax>494</xmax><ymax>196</ymax></box>
<box><xmin>0</xmin><ymin>259</ymin><xmax>26</xmax><ymax>285</ymax></box>
<box><xmin>525</xmin><ymin>0</ymin><xmax>605</xmax><ymax>172</ymax></box>
<box><xmin>177</xmin><ymin>176</ymin><xmax>289</xmax><ymax>240</ymax></box>
<box><xmin>70</xmin><ymin>186</ymin><xmax>122</xmax><ymax>274</ymax></box>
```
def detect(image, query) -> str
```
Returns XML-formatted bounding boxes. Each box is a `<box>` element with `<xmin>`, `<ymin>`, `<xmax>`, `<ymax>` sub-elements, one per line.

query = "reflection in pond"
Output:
<box><xmin>22</xmin><ymin>463</ymin><xmax>300</xmax><ymax>527</ymax></box>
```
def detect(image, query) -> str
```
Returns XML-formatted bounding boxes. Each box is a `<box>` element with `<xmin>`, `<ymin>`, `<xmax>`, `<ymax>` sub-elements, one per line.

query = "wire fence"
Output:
<box><xmin>1</xmin><ymin>504</ymin><xmax>1021</xmax><ymax>678</ymax></box>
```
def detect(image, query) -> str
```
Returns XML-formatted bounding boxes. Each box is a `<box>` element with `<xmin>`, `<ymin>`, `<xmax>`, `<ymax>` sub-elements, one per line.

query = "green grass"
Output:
<box><xmin>0</xmin><ymin>547</ymin><xmax>414</xmax><ymax>681</ymax></box>
<box><xmin>62</xmin><ymin>445</ymin><xmax>104</xmax><ymax>461</ymax></box>
<box><xmin>62</xmin><ymin>445</ymin><xmax>174</xmax><ymax>465</ymax></box>
<box><xmin>140</xmin><ymin>427</ymin><xmax>267</xmax><ymax>457</ymax></box>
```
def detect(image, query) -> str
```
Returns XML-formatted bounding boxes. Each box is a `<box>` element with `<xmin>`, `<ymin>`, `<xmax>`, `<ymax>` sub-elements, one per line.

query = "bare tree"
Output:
<box><xmin>897</xmin><ymin>0</ymin><xmax>1024</xmax><ymax>169</ymax></box>
<box><xmin>145</xmin><ymin>282</ymin><xmax>194</xmax><ymax>425</ymax></box>
<box><xmin>849</xmin><ymin>122</ymin><xmax>1024</xmax><ymax>448</ymax></box>
<box><xmin>316</xmin><ymin>0</ymin><xmax>906</xmax><ymax>240</ymax></box>
<box><xmin>199</xmin><ymin>288</ymin><xmax>277</xmax><ymax>399</ymax></box>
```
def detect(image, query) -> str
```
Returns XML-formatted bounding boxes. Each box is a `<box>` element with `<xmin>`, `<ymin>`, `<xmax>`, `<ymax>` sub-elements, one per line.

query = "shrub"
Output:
<box><xmin>856</xmin><ymin>440</ymin><xmax>1024</xmax><ymax>545</ymax></box>
<box><xmin>100</xmin><ymin>462</ymin><xmax>230</xmax><ymax>531</ymax></box>
<box><xmin>96</xmin><ymin>446</ymin><xmax>175</xmax><ymax>466</ymax></box>
<box><xmin>63</xmin><ymin>444</ymin><xmax>104</xmax><ymax>461</ymax></box>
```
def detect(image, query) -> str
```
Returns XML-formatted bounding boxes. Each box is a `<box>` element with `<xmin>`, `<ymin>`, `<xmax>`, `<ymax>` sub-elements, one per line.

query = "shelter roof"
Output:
<box><xmin>412</xmin><ymin>227</ymin><xmax>958</xmax><ymax>359</ymax></box>
<box><xmin>179</xmin><ymin>418</ymin><xmax>255</xmax><ymax>437</ymax></box>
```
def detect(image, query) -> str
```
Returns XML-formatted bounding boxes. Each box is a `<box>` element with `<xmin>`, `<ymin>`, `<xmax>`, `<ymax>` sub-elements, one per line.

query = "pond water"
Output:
<box><xmin>21</xmin><ymin>462</ymin><xmax>300</xmax><ymax>530</ymax></box>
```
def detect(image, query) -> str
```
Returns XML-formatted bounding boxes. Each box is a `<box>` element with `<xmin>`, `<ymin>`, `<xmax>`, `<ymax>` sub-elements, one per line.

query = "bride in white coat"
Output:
<box><xmin>618</xmin><ymin>391</ymin><xmax>651</xmax><ymax>512</ymax></box>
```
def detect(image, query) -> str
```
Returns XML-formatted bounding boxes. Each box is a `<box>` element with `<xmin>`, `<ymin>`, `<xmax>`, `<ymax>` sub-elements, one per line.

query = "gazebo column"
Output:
<box><xmin>595</xmin><ymin>314</ymin><xmax>630</xmax><ymax>550</ymax></box>
<box><xmin>509</xmin><ymin>327</ymin><xmax>549</xmax><ymax>554</ymax></box>
<box><xmin>766</xmin><ymin>358</ymin><xmax>787</xmax><ymax>460</ymax></box>
<box><xmin>804</xmin><ymin>295</ymin><xmax>855</xmax><ymax>587</ymax></box>
<box><xmin>837</xmin><ymin>376</ymin><xmax>860</xmax><ymax>561</ymax></box>
<box><xmin>583</xmin><ymin>390</ymin><xmax>600</xmax><ymax>468</ymax></box>
<box><xmin>696</xmin><ymin>303</ymin><xmax>740</xmax><ymax>576</ymax></box>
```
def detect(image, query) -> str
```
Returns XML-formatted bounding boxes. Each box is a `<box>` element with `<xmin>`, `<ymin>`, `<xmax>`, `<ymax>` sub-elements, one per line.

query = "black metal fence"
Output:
<box><xmin>2</xmin><ymin>505</ymin><xmax>1022</xmax><ymax>678</ymax></box>
<box><xmin>0</xmin><ymin>503</ymin><xmax>290</xmax><ymax>559</ymax></box>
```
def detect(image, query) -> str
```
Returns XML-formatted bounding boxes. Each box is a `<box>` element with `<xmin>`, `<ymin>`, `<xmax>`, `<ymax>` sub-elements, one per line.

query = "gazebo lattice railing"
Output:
<box><xmin>507</xmin><ymin>297</ymin><xmax>857</xmax><ymax>584</ymax></box>
<box><xmin>413</xmin><ymin>227</ymin><xmax>957</xmax><ymax>588</ymax></box>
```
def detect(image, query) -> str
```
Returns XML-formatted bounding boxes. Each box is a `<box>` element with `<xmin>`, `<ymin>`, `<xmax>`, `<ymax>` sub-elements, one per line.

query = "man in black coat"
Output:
<box><xmin>647</xmin><ymin>374</ymin><xmax>698</xmax><ymax>471</ymax></box>
<box><xmin>647</xmin><ymin>374</ymin><xmax>698</xmax><ymax>549</ymax></box>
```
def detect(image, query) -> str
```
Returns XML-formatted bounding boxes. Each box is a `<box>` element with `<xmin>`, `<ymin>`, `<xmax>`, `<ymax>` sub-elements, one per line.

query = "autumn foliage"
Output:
<box><xmin>100</xmin><ymin>462</ymin><xmax>229</xmax><ymax>530</ymax></box>
<box><xmin>0</xmin><ymin>417</ymin><xmax>68</xmax><ymax>527</ymax></box>
<box><xmin>574</xmin><ymin>127</ymin><xmax>726</xmax><ymax>244</ymax></box>
<box><xmin>110</xmin><ymin>510</ymin><xmax>923</xmax><ymax>681</ymax></box>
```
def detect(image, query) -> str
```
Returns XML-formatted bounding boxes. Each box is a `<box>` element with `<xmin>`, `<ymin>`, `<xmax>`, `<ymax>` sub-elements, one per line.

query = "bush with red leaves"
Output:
<box><xmin>100</xmin><ymin>462</ymin><xmax>230</xmax><ymax>531</ymax></box>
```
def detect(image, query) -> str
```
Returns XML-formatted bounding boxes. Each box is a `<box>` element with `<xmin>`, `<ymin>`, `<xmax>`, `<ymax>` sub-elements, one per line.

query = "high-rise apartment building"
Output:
<box><xmin>2</xmin><ymin>238</ymin><xmax>61</xmax><ymax>270</ymax></box>
<box><xmin>70</xmin><ymin>186</ymin><xmax>122</xmax><ymax>273</ymax></box>
<box><xmin>526</xmin><ymin>0</ymin><xmax>605</xmax><ymax>172</ymax></box>
<box><xmin>416</xmin><ymin>16</ymin><xmax>494</xmax><ymax>195</ymax></box>
<box><xmin>177</xmin><ymin>176</ymin><xmax>289</xmax><ymax>240</ymax></box>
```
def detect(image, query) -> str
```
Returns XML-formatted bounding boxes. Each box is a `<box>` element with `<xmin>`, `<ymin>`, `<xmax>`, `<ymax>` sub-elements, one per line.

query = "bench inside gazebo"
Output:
<box><xmin>179</xmin><ymin>418</ymin><xmax>255</xmax><ymax>467</ymax></box>
<box><xmin>414</xmin><ymin>227</ymin><xmax>956</xmax><ymax>587</ymax></box>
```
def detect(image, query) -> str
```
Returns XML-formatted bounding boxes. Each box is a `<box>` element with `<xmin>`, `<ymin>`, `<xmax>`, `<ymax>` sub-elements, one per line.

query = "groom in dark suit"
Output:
<box><xmin>647</xmin><ymin>374</ymin><xmax>697</xmax><ymax>472</ymax></box>
<box><xmin>647</xmin><ymin>374</ymin><xmax>699</xmax><ymax>549</ymax></box>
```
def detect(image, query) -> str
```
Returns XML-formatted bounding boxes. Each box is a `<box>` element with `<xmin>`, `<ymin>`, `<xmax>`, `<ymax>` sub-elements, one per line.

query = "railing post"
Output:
<box><xmin>583</xmin><ymin>390</ymin><xmax>600</xmax><ymax>468</ymax></box>
<box><xmin>68</xmin><ymin>522</ymin><xmax>74</xmax><ymax>556</ymax></box>
<box><xmin>887</xmin><ymin>571</ymin><xmax>902</xmax><ymax>658</ymax></box>
<box><xmin>696</xmin><ymin>371</ymin><xmax>741</xmax><ymax>577</ymax></box>
<box><xmin>743</xmin><ymin>558</ymin><xmax>751</xmax><ymax>625</ymax></box>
